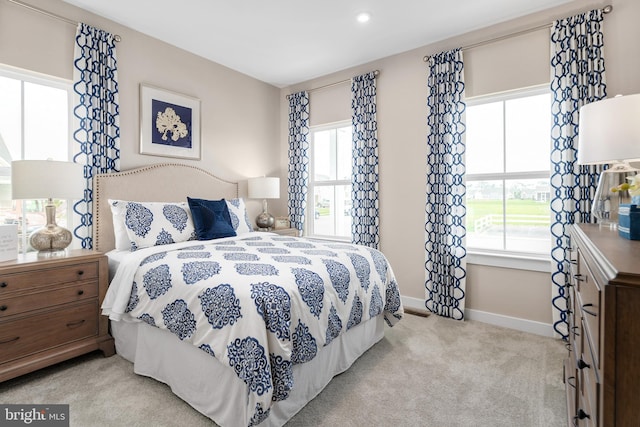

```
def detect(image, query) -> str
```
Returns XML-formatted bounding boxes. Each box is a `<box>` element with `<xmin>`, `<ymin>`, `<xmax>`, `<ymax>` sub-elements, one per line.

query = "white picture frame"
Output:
<box><xmin>274</xmin><ymin>217</ymin><xmax>291</xmax><ymax>230</ymax></box>
<box><xmin>140</xmin><ymin>84</ymin><xmax>201</xmax><ymax>160</ymax></box>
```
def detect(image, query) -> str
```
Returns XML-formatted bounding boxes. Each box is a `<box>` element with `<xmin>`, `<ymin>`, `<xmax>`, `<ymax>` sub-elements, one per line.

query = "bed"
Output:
<box><xmin>94</xmin><ymin>163</ymin><xmax>403</xmax><ymax>427</ymax></box>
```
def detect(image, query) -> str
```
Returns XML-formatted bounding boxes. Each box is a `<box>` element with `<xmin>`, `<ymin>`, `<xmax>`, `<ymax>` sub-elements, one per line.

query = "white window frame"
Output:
<box><xmin>306</xmin><ymin>120</ymin><xmax>352</xmax><ymax>241</ymax></box>
<box><xmin>0</xmin><ymin>64</ymin><xmax>75</xmax><ymax>251</ymax></box>
<box><xmin>465</xmin><ymin>85</ymin><xmax>551</xmax><ymax>272</ymax></box>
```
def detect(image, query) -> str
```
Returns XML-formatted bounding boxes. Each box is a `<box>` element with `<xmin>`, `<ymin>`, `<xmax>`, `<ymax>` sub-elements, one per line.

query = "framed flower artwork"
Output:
<box><xmin>140</xmin><ymin>84</ymin><xmax>201</xmax><ymax>159</ymax></box>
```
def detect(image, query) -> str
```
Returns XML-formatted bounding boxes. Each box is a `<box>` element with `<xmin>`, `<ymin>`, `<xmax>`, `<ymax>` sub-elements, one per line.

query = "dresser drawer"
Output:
<box><xmin>576</xmin><ymin>256</ymin><xmax>600</xmax><ymax>366</ymax></box>
<box><xmin>0</xmin><ymin>280</ymin><xmax>98</xmax><ymax>318</ymax></box>
<box><xmin>0</xmin><ymin>261</ymin><xmax>99</xmax><ymax>295</ymax></box>
<box><xmin>0</xmin><ymin>301</ymin><xmax>98</xmax><ymax>364</ymax></box>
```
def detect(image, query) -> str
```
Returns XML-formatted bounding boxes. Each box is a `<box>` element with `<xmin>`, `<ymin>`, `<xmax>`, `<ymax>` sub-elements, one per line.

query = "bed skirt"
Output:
<box><xmin>111</xmin><ymin>315</ymin><xmax>385</xmax><ymax>427</ymax></box>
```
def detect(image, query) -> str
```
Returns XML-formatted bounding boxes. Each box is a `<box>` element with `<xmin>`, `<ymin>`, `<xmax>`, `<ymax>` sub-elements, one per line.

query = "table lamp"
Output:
<box><xmin>11</xmin><ymin>160</ymin><xmax>84</xmax><ymax>254</ymax></box>
<box><xmin>248</xmin><ymin>176</ymin><xmax>280</xmax><ymax>230</ymax></box>
<box><xmin>578</xmin><ymin>94</ymin><xmax>640</xmax><ymax>227</ymax></box>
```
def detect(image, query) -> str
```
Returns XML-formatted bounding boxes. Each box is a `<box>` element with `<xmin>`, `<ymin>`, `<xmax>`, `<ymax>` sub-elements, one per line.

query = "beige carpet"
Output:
<box><xmin>0</xmin><ymin>314</ymin><xmax>566</xmax><ymax>427</ymax></box>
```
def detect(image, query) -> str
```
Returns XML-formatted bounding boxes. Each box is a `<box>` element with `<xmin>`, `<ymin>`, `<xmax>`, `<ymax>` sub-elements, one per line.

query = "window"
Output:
<box><xmin>307</xmin><ymin>122</ymin><xmax>352</xmax><ymax>240</ymax></box>
<box><xmin>465</xmin><ymin>87</ymin><xmax>550</xmax><ymax>256</ymax></box>
<box><xmin>0</xmin><ymin>65</ymin><xmax>73</xmax><ymax>252</ymax></box>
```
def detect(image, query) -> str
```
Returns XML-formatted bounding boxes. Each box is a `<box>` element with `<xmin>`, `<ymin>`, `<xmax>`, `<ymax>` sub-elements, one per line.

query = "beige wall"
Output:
<box><xmin>2</xmin><ymin>0</ymin><xmax>638</xmax><ymax>327</ymax></box>
<box><xmin>281</xmin><ymin>0</ymin><xmax>640</xmax><ymax>326</ymax></box>
<box><xmin>0</xmin><ymin>0</ymin><xmax>284</xmax><ymax>221</ymax></box>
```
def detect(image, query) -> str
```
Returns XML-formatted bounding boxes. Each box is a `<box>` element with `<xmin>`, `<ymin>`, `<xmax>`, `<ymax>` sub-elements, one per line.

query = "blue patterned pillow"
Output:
<box><xmin>110</xmin><ymin>200</ymin><xmax>196</xmax><ymax>251</ymax></box>
<box><xmin>187</xmin><ymin>197</ymin><xmax>237</xmax><ymax>240</ymax></box>
<box><xmin>226</xmin><ymin>198</ymin><xmax>254</xmax><ymax>234</ymax></box>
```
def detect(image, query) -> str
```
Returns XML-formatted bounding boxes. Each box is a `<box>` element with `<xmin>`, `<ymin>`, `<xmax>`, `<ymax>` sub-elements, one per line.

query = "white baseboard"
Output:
<box><xmin>401</xmin><ymin>295</ymin><xmax>554</xmax><ymax>338</ymax></box>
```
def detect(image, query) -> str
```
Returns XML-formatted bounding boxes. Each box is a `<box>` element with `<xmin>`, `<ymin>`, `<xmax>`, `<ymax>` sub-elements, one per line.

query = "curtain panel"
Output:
<box><xmin>287</xmin><ymin>91</ymin><xmax>310</xmax><ymax>232</ymax></box>
<box><xmin>550</xmin><ymin>9</ymin><xmax>607</xmax><ymax>339</ymax></box>
<box><xmin>424</xmin><ymin>48</ymin><xmax>467</xmax><ymax>321</ymax></box>
<box><xmin>72</xmin><ymin>23</ymin><xmax>121</xmax><ymax>249</ymax></box>
<box><xmin>351</xmin><ymin>72</ymin><xmax>380</xmax><ymax>249</ymax></box>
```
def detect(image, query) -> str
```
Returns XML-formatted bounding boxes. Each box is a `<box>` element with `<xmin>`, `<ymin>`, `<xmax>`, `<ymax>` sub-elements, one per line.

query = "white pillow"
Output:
<box><xmin>109</xmin><ymin>199</ymin><xmax>132</xmax><ymax>251</ymax></box>
<box><xmin>226</xmin><ymin>198</ymin><xmax>253</xmax><ymax>234</ymax></box>
<box><xmin>109</xmin><ymin>200</ymin><xmax>196</xmax><ymax>251</ymax></box>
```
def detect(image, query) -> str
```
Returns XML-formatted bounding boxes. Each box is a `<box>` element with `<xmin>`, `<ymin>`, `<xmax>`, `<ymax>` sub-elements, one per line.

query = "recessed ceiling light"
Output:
<box><xmin>356</xmin><ymin>12</ymin><xmax>371</xmax><ymax>23</ymax></box>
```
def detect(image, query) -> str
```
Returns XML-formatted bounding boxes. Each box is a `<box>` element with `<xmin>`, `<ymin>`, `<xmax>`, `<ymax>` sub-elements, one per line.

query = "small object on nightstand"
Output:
<box><xmin>618</xmin><ymin>204</ymin><xmax>640</xmax><ymax>239</ymax></box>
<box><xmin>274</xmin><ymin>217</ymin><xmax>291</xmax><ymax>230</ymax></box>
<box><xmin>0</xmin><ymin>225</ymin><xmax>18</xmax><ymax>262</ymax></box>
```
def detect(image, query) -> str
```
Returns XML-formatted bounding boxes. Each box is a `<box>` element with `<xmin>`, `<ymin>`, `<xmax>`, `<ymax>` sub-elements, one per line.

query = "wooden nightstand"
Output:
<box><xmin>0</xmin><ymin>250</ymin><xmax>115</xmax><ymax>382</ymax></box>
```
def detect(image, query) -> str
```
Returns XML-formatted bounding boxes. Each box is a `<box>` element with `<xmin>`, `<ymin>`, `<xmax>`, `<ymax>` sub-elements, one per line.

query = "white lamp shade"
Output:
<box><xmin>11</xmin><ymin>160</ymin><xmax>84</xmax><ymax>200</ymax></box>
<box><xmin>248</xmin><ymin>177</ymin><xmax>280</xmax><ymax>199</ymax></box>
<box><xmin>578</xmin><ymin>93</ymin><xmax>640</xmax><ymax>165</ymax></box>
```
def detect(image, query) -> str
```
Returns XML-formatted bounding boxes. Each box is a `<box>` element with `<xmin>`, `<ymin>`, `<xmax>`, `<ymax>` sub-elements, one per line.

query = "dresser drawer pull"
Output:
<box><xmin>77</xmin><ymin>290</ymin><xmax>84</xmax><ymax>296</ymax></box>
<box><xmin>581</xmin><ymin>303</ymin><xmax>597</xmax><ymax>317</ymax></box>
<box><xmin>566</xmin><ymin>376</ymin><xmax>576</xmax><ymax>389</ymax></box>
<box><xmin>0</xmin><ymin>336</ymin><xmax>19</xmax><ymax>345</ymax></box>
<box><xmin>573</xmin><ymin>274</ymin><xmax>584</xmax><ymax>282</ymax></box>
<box><xmin>66</xmin><ymin>319</ymin><xmax>86</xmax><ymax>328</ymax></box>
<box><xmin>574</xmin><ymin>409</ymin><xmax>590</xmax><ymax>421</ymax></box>
<box><xmin>0</xmin><ymin>305</ymin><xmax>7</xmax><ymax>311</ymax></box>
<box><xmin>577</xmin><ymin>358</ymin><xmax>591</xmax><ymax>370</ymax></box>
<box><xmin>0</xmin><ymin>282</ymin><xmax>6</xmax><ymax>288</ymax></box>
<box><xmin>571</xmin><ymin>326</ymin><xmax>579</xmax><ymax>337</ymax></box>
<box><xmin>77</xmin><ymin>270</ymin><xmax>84</xmax><ymax>276</ymax></box>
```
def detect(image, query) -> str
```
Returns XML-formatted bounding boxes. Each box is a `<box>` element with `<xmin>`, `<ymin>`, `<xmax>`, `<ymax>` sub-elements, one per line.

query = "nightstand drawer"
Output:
<box><xmin>0</xmin><ymin>280</ymin><xmax>98</xmax><ymax>318</ymax></box>
<box><xmin>0</xmin><ymin>301</ymin><xmax>98</xmax><ymax>364</ymax></box>
<box><xmin>0</xmin><ymin>261</ymin><xmax>99</xmax><ymax>295</ymax></box>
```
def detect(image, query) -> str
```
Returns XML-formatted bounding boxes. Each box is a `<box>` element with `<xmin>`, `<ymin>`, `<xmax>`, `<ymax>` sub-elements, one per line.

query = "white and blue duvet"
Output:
<box><xmin>102</xmin><ymin>233</ymin><xmax>403</xmax><ymax>426</ymax></box>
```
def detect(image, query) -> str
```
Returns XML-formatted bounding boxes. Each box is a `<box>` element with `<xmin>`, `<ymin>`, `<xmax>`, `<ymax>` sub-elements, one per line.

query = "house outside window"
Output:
<box><xmin>0</xmin><ymin>65</ymin><xmax>73</xmax><ymax>252</ymax></box>
<box><xmin>465</xmin><ymin>87</ymin><xmax>551</xmax><ymax>258</ymax></box>
<box><xmin>306</xmin><ymin>122</ymin><xmax>352</xmax><ymax>240</ymax></box>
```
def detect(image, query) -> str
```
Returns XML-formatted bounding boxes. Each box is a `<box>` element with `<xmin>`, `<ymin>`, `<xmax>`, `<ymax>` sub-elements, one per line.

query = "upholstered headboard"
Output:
<box><xmin>93</xmin><ymin>163</ymin><xmax>238</xmax><ymax>253</ymax></box>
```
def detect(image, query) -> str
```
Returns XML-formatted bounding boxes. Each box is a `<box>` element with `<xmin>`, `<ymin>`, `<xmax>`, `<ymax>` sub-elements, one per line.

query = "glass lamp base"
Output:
<box><xmin>255</xmin><ymin>212</ymin><xmax>275</xmax><ymax>230</ymax></box>
<box><xmin>591</xmin><ymin>165</ymin><xmax>637</xmax><ymax>227</ymax></box>
<box><xmin>29</xmin><ymin>203</ymin><xmax>72</xmax><ymax>254</ymax></box>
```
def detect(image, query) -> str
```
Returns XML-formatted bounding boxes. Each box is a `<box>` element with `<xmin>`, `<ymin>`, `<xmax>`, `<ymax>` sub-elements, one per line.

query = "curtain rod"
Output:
<box><xmin>286</xmin><ymin>70</ymin><xmax>379</xmax><ymax>99</ymax></box>
<box><xmin>6</xmin><ymin>0</ymin><xmax>122</xmax><ymax>42</ymax></box>
<box><xmin>422</xmin><ymin>4</ymin><xmax>612</xmax><ymax>62</ymax></box>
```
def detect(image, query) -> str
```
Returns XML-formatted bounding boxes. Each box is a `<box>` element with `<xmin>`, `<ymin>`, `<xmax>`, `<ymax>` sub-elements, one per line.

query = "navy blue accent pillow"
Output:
<box><xmin>187</xmin><ymin>197</ymin><xmax>237</xmax><ymax>240</ymax></box>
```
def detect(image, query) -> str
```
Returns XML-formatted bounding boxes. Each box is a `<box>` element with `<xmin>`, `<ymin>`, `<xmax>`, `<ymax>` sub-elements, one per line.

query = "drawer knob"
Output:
<box><xmin>77</xmin><ymin>270</ymin><xmax>84</xmax><ymax>276</ymax></box>
<box><xmin>582</xmin><ymin>303</ymin><xmax>597</xmax><ymax>317</ymax></box>
<box><xmin>575</xmin><ymin>409</ymin><xmax>590</xmax><ymax>420</ymax></box>
<box><xmin>0</xmin><ymin>282</ymin><xmax>6</xmax><ymax>288</ymax></box>
<box><xmin>77</xmin><ymin>290</ymin><xmax>84</xmax><ymax>296</ymax></box>
<box><xmin>0</xmin><ymin>305</ymin><xmax>7</xmax><ymax>311</ymax></box>
<box><xmin>66</xmin><ymin>319</ymin><xmax>86</xmax><ymax>328</ymax></box>
<box><xmin>577</xmin><ymin>359</ymin><xmax>591</xmax><ymax>370</ymax></box>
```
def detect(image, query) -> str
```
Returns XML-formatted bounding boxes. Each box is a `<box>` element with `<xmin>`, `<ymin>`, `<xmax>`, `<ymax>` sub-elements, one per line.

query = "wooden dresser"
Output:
<box><xmin>565</xmin><ymin>224</ymin><xmax>640</xmax><ymax>426</ymax></box>
<box><xmin>0</xmin><ymin>250</ymin><xmax>115</xmax><ymax>382</ymax></box>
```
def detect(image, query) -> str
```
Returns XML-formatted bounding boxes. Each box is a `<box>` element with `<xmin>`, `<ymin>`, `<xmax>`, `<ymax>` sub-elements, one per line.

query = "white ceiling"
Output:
<box><xmin>62</xmin><ymin>0</ymin><xmax>571</xmax><ymax>88</ymax></box>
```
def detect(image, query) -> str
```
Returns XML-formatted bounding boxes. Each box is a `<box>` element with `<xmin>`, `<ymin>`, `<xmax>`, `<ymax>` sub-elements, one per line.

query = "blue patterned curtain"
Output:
<box><xmin>425</xmin><ymin>48</ymin><xmax>467</xmax><ymax>320</ymax></box>
<box><xmin>287</xmin><ymin>91</ymin><xmax>310</xmax><ymax>232</ymax></box>
<box><xmin>351</xmin><ymin>72</ymin><xmax>379</xmax><ymax>249</ymax></box>
<box><xmin>72</xmin><ymin>23</ymin><xmax>120</xmax><ymax>249</ymax></box>
<box><xmin>550</xmin><ymin>9</ymin><xmax>607</xmax><ymax>339</ymax></box>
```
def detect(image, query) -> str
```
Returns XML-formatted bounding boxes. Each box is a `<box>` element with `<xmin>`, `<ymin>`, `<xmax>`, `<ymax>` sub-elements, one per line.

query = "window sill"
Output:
<box><xmin>467</xmin><ymin>250</ymin><xmax>550</xmax><ymax>273</ymax></box>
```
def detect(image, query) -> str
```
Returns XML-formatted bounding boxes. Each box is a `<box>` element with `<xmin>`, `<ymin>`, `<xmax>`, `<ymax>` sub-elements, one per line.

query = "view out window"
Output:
<box><xmin>0</xmin><ymin>66</ymin><xmax>73</xmax><ymax>252</ymax></box>
<box><xmin>465</xmin><ymin>88</ymin><xmax>551</xmax><ymax>255</ymax></box>
<box><xmin>307</xmin><ymin>122</ymin><xmax>352</xmax><ymax>240</ymax></box>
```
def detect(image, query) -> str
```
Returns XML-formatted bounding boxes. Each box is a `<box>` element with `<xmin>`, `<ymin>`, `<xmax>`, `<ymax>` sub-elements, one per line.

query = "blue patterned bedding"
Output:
<box><xmin>102</xmin><ymin>233</ymin><xmax>403</xmax><ymax>426</ymax></box>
